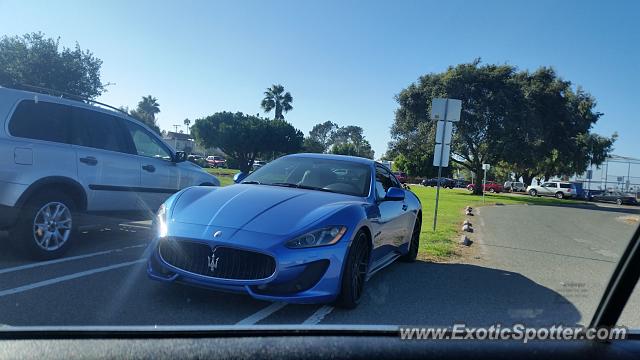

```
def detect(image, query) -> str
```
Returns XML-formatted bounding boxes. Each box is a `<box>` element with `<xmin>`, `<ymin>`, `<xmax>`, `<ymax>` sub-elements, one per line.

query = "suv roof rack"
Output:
<box><xmin>10</xmin><ymin>84</ymin><xmax>130</xmax><ymax>116</ymax></box>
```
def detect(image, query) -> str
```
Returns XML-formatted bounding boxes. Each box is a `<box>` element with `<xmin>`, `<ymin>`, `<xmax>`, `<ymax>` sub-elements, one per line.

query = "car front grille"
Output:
<box><xmin>159</xmin><ymin>238</ymin><xmax>276</xmax><ymax>280</ymax></box>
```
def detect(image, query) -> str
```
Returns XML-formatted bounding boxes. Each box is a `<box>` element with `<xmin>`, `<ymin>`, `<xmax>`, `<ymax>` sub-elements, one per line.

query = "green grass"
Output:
<box><xmin>411</xmin><ymin>187</ymin><xmax>588</xmax><ymax>260</ymax></box>
<box><xmin>205</xmin><ymin>168</ymin><xmax>240</xmax><ymax>187</ymax></box>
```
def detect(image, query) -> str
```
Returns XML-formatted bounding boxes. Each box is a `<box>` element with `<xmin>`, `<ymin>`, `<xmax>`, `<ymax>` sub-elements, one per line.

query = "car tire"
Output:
<box><xmin>10</xmin><ymin>190</ymin><xmax>77</xmax><ymax>260</ymax></box>
<box><xmin>616</xmin><ymin>198</ymin><xmax>623</xmax><ymax>206</ymax></box>
<box><xmin>529</xmin><ymin>189</ymin><xmax>537</xmax><ymax>197</ymax></box>
<box><xmin>489</xmin><ymin>188</ymin><xmax>495</xmax><ymax>193</ymax></box>
<box><xmin>336</xmin><ymin>230</ymin><xmax>371</xmax><ymax>309</ymax></box>
<box><xmin>555</xmin><ymin>192</ymin><xmax>564</xmax><ymax>199</ymax></box>
<box><xmin>400</xmin><ymin>216</ymin><xmax>421</xmax><ymax>263</ymax></box>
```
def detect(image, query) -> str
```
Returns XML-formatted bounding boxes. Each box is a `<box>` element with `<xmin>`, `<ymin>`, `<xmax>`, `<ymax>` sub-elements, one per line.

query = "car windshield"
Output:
<box><xmin>242</xmin><ymin>156</ymin><xmax>371</xmax><ymax>197</ymax></box>
<box><xmin>1</xmin><ymin>0</ymin><xmax>640</xmax><ymax>345</ymax></box>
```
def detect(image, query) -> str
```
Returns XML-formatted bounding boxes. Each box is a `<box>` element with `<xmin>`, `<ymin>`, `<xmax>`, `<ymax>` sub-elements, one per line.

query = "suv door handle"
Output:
<box><xmin>79</xmin><ymin>156</ymin><xmax>98</xmax><ymax>166</ymax></box>
<box><xmin>142</xmin><ymin>164</ymin><xmax>156</xmax><ymax>172</ymax></box>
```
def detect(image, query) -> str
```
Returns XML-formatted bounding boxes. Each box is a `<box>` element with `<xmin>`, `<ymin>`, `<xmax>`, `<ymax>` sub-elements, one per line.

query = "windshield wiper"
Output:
<box><xmin>241</xmin><ymin>180</ymin><xmax>263</xmax><ymax>185</ymax></box>
<box><xmin>269</xmin><ymin>182</ymin><xmax>336</xmax><ymax>193</ymax></box>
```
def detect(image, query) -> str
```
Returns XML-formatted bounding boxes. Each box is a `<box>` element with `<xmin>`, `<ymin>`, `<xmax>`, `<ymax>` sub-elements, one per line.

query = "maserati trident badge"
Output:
<box><xmin>207</xmin><ymin>248</ymin><xmax>220</xmax><ymax>272</ymax></box>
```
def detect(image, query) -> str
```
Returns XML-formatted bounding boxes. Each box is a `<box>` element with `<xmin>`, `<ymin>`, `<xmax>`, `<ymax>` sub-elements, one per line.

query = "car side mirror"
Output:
<box><xmin>385</xmin><ymin>187</ymin><xmax>405</xmax><ymax>201</ymax></box>
<box><xmin>173</xmin><ymin>151</ymin><xmax>187</xmax><ymax>163</ymax></box>
<box><xmin>233</xmin><ymin>172</ymin><xmax>248</xmax><ymax>184</ymax></box>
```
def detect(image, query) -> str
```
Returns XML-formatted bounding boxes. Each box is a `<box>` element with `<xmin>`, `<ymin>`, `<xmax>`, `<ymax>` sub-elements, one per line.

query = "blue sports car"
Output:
<box><xmin>147</xmin><ymin>153</ymin><xmax>422</xmax><ymax>308</ymax></box>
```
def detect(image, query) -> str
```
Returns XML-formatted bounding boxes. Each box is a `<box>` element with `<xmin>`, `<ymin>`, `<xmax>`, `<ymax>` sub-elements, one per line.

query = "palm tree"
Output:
<box><xmin>138</xmin><ymin>95</ymin><xmax>160</xmax><ymax>120</ymax></box>
<box><xmin>261</xmin><ymin>84</ymin><xmax>293</xmax><ymax>120</ymax></box>
<box><xmin>183</xmin><ymin>118</ymin><xmax>191</xmax><ymax>134</ymax></box>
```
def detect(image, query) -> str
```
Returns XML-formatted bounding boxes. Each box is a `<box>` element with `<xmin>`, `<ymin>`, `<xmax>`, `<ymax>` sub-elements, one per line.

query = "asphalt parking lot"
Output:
<box><xmin>0</xmin><ymin>201</ymin><xmax>638</xmax><ymax>328</ymax></box>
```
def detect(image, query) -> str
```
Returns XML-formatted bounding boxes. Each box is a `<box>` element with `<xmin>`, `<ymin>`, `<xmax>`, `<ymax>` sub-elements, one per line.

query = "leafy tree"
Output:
<box><xmin>183</xmin><ymin>118</ymin><xmax>191</xmax><ymax>134</ymax></box>
<box><xmin>191</xmin><ymin>112</ymin><xmax>303</xmax><ymax>173</ymax></box>
<box><xmin>307</xmin><ymin>121</ymin><xmax>338</xmax><ymax>152</ymax></box>
<box><xmin>261</xmin><ymin>84</ymin><xmax>293</xmax><ymax>120</ymax></box>
<box><xmin>302</xmin><ymin>137</ymin><xmax>325</xmax><ymax>153</ymax></box>
<box><xmin>303</xmin><ymin>121</ymin><xmax>374</xmax><ymax>158</ymax></box>
<box><xmin>0</xmin><ymin>32</ymin><xmax>106</xmax><ymax>99</ymax></box>
<box><xmin>389</xmin><ymin>60</ymin><xmax>614</xmax><ymax>194</ymax></box>
<box><xmin>128</xmin><ymin>95</ymin><xmax>161</xmax><ymax>134</ymax></box>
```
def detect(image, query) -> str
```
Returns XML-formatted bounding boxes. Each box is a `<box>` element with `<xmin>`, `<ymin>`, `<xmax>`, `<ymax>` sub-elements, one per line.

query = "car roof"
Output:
<box><xmin>0</xmin><ymin>86</ymin><xmax>157</xmax><ymax>134</ymax></box>
<box><xmin>286</xmin><ymin>153</ymin><xmax>376</xmax><ymax>165</ymax></box>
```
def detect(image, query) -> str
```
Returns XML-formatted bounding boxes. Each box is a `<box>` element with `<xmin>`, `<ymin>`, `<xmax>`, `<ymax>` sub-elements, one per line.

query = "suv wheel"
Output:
<box><xmin>616</xmin><ymin>198</ymin><xmax>623</xmax><ymax>206</ymax></box>
<box><xmin>10</xmin><ymin>191</ymin><xmax>77</xmax><ymax>260</ymax></box>
<box><xmin>529</xmin><ymin>189</ymin><xmax>538</xmax><ymax>197</ymax></box>
<box><xmin>555</xmin><ymin>192</ymin><xmax>564</xmax><ymax>199</ymax></box>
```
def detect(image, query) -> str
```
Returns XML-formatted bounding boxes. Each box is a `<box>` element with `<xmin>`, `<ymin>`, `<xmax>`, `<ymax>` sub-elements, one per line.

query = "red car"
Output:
<box><xmin>206</xmin><ymin>156</ymin><xmax>227</xmax><ymax>168</ymax></box>
<box><xmin>467</xmin><ymin>181</ymin><xmax>504</xmax><ymax>193</ymax></box>
<box><xmin>393</xmin><ymin>171</ymin><xmax>408</xmax><ymax>183</ymax></box>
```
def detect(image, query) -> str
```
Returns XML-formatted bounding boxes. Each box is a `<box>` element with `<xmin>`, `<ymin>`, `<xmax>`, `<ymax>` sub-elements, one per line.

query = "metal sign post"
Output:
<box><xmin>482</xmin><ymin>164</ymin><xmax>490</xmax><ymax>203</ymax></box>
<box><xmin>431</xmin><ymin>98</ymin><xmax>462</xmax><ymax>231</ymax></box>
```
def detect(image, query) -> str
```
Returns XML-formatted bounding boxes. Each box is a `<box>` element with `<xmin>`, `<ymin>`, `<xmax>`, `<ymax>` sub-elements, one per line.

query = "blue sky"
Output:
<box><xmin>1</xmin><ymin>0</ymin><xmax>638</xmax><ymax>159</ymax></box>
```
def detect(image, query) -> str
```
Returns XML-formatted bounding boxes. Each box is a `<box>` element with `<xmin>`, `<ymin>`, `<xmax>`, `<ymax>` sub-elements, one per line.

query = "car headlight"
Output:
<box><xmin>156</xmin><ymin>203</ymin><xmax>169</xmax><ymax>238</ymax></box>
<box><xmin>286</xmin><ymin>226</ymin><xmax>347</xmax><ymax>249</ymax></box>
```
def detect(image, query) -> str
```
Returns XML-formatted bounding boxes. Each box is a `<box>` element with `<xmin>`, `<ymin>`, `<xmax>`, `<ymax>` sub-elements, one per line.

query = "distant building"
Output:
<box><xmin>162</xmin><ymin>131</ymin><xmax>225</xmax><ymax>156</ymax></box>
<box><xmin>163</xmin><ymin>131</ymin><xmax>196</xmax><ymax>153</ymax></box>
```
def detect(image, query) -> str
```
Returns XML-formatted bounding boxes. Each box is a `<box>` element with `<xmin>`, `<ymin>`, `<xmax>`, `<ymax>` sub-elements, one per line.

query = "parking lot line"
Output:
<box><xmin>0</xmin><ymin>244</ymin><xmax>147</xmax><ymax>275</ymax></box>
<box><xmin>302</xmin><ymin>305</ymin><xmax>335</xmax><ymax>325</ymax></box>
<box><xmin>0</xmin><ymin>259</ymin><xmax>146</xmax><ymax>298</ymax></box>
<box><xmin>235</xmin><ymin>302</ymin><xmax>287</xmax><ymax>325</ymax></box>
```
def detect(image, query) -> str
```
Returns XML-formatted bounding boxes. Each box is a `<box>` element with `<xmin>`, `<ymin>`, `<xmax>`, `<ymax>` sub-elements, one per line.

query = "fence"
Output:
<box><xmin>571</xmin><ymin>155</ymin><xmax>640</xmax><ymax>198</ymax></box>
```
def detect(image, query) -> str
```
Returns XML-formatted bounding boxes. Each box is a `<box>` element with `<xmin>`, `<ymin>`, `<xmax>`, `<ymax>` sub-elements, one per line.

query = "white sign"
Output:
<box><xmin>433</xmin><ymin>143</ymin><xmax>451</xmax><ymax>167</ymax></box>
<box><xmin>430</xmin><ymin>98</ymin><xmax>462</xmax><ymax>122</ymax></box>
<box><xmin>435</xmin><ymin>120</ymin><xmax>453</xmax><ymax>145</ymax></box>
<box><xmin>482</xmin><ymin>163</ymin><xmax>490</xmax><ymax>171</ymax></box>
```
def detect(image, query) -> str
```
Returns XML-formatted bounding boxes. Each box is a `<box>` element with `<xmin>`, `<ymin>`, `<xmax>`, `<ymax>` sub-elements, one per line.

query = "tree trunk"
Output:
<box><xmin>473</xmin><ymin>165</ymin><xmax>484</xmax><ymax>195</ymax></box>
<box><xmin>522</xmin><ymin>172</ymin><xmax>532</xmax><ymax>187</ymax></box>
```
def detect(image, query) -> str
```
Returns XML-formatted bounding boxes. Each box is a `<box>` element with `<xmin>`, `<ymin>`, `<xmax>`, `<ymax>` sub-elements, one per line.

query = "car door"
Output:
<box><xmin>540</xmin><ymin>182</ymin><xmax>555</xmax><ymax>196</ymax></box>
<box><xmin>123</xmin><ymin>121</ymin><xmax>180</xmax><ymax>212</ymax></box>
<box><xmin>370</xmin><ymin>165</ymin><xmax>408</xmax><ymax>265</ymax></box>
<box><xmin>70</xmin><ymin>107</ymin><xmax>142</xmax><ymax>213</ymax></box>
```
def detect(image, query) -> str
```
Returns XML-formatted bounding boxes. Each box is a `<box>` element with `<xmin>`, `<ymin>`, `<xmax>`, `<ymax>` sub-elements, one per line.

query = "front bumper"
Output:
<box><xmin>147</xmin><ymin>227</ymin><xmax>350</xmax><ymax>304</ymax></box>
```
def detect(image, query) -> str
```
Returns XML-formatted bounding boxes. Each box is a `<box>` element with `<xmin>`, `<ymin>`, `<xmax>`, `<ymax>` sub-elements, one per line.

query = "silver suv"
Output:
<box><xmin>526</xmin><ymin>181</ymin><xmax>575</xmax><ymax>199</ymax></box>
<box><xmin>0</xmin><ymin>87</ymin><xmax>219</xmax><ymax>259</ymax></box>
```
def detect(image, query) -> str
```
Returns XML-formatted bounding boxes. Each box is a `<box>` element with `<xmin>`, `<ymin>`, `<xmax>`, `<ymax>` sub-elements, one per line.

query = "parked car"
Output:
<box><xmin>526</xmin><ymin>181</ymin><xmax>575</xmax><ymax>199</ymax></box>
<box><xmin>148</xmin><ymin>153</ymin><xmax>422</xmax><ymax>308</ymax></box>
<box><xmin>187</xmin><ymin>154</ymin><xmax>207</xmax><ymax>167</ymax></box>
<box><xmin>206</xmin><ymin>155</ymin><xmax>227</xmax><ymax>168</ymax></box>
<box><xmin>421</xmin><ymin>177</ymin><xmax>455</xmax><ymax>188</ymax></box>
<box><xmin>504</xmin><ymin>181</ymin><xmax>526</xmax><ymax>192</ymax></box>
<box><xmin>467</xmin><ymin>181</ymin><xmax>504</xmax><ymax>193</ymax></box>
<box><xmin>0</xmin><ymin>87</ymin><xmax>220</xmax><ymax>259</ymax></box>
<box><xmin>590</xmin><ymin>191</ymin><xmax>638</xmax><ymax>205</ymax></box>
<box><xmin>252</xmin><ymin>160</ymin><xmax>267</xmax><ymax>171</ymax></box>
<box><xmin>392</xmin><ymin>171</ymin><xmax>408</xmax><ymax>183</ymax></box>
<box><xmin>454</xmin><ymin>179</ymin><xmax>470</xmax><ymax>188</ymax></box>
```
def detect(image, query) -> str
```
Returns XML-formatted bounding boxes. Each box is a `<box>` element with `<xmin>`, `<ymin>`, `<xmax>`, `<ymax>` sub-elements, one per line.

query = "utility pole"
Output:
<box><xmin>173</xmin><ymin>124</ymin><xmax>180</xmax><ymax>133</ymax></box>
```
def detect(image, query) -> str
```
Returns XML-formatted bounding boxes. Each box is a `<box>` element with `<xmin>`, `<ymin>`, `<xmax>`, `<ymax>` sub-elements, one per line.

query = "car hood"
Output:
<box><xmin>170</xmin><ymin>184</ymin><xmax>364</xmax><ymax>236</ymax></box>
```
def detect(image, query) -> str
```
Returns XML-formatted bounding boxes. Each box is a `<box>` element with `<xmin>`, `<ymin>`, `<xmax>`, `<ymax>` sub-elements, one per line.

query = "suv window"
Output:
<box><xmin>8</xmin><ymin>100</ymin><xmax>70</xmax><ymax>144</ymax></box>
<box><xmin>542</xmin><ymin>182</ymin><xmax>555</xmax><ymax>187</ymax></box>
<box><xmin>125</xmin><ymin>121</ymin><xmax>172</xmax><ymax>161</ymax></box>
<box><xmin>559</xmin><ymin>183</ymin><xmax>571</xmax><ymax>189</ymax></box>
<box><xmin>70</xmin><ymin>107</ymin><xmax>129</xmax><ymax>153</ymax></box>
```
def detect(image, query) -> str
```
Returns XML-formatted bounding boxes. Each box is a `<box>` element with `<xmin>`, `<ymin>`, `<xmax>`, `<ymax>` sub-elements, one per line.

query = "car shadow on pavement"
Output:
<box><xmin>326</xmin><ymin>261</ymin><xmax>582</xmax><ymax>327</ymax></box>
